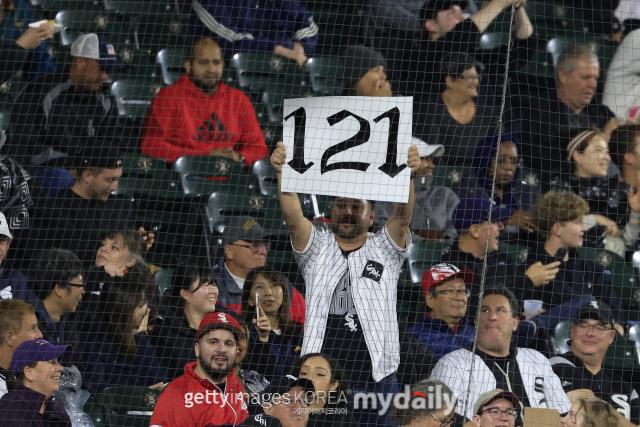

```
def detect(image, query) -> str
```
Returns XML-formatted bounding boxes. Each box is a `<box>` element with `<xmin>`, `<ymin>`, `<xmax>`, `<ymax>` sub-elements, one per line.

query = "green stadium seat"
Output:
<box><xmin>250</xmin><ymin>158</ymin><xmax>278</xmax><ymax>199</ymax></box>
<box><xmin>129</xmin><ymin>12</ymin><xmax>188</xmax><ymax>54</ymax></box>
<box><xmin>257</xmin><ymin>85</ymin><xmax>313</xmax><ymax>126</ymax></box>
<box><xmin>156</xmin><ymin>47</ymin><xmax>189</xmax><ymax>86</ymax></box>
<box><xmin>550</xmin><ymin>320</ymin><xmax>572</xmax><ymax>355</ymax></box>
<box><xmin>55</xmin><ymin>10</ymin><xmax>133</xmax><ymax>47</ymax></box>
<box><xmin>153</xmin><ymin>268</ymin><xmax>174</xmax><ymax>295</ymax></box>
<box><xmin>0</xmin><ymin>111</ymin><xmax>9</xmax><ymax>134</ymax></box>
<box><xmin>523</xmin><ymin>1</ymin><xmax>587</xmax><ymax>36</ymax></box>
<box><xmin>298</xmin><ymin>194</ymin><xmax>334</xmax><ymax>220</ymax></box>
<box><xmin>229</xmin><ymin>52</ymin><xmax>304</xmax><ymax>95</ymax></box>
<box><xmin>121</xmin><ymin>153</ymin><xmax>168</xmax><ymax>178</ymax></box>
<box><xmin>576</xmin><ymin>247</ymin><xmax>640</xmax><ymax>308</ymax></box>
<box><xmin>30</xmin><ymin>0</ymin><xmax>102</xmax><ymax>13</ymax></box>
<box><xmin>431</xmin><ymin>165</ymin><xmax>467</xmax><ymax>188</ymax></box>
<box><xmin>90</xmin><ymin>386</ymin><xmax>161</xmax><ymax>427</ymax></box>
<box><xmin>478</xmin><ymin>33</ymin><xmax>511</xmax><ymax>50</ymax></box>
<box><xmin>172</xmin><ymin>155</ymin><xmax>252</xmax><ymax>196</ymax></box>
<box><xmin>303</xmin><ymin>57</ymin><xmax>345</xmax><ymax>96</ymax></box>
<box><xmin>110</xmin><ymin>78</ymin><xmax>162</xmax><ymax>121</ymax></box>
<box><xmin>405</xmin><ymin>240</ymin><xmax>450</xmax><ymax>284</ymax></box>
<box><xmin>603</xmin><ymin>333</ymin><xmax>637</xmax><ymax>370</ymax></box>
<box><xmin>103</xmin><ymin>0</ymin><xmax>178</xmax><ymax>15</ymax></box>
<box><xmin>498</xmin><ymin>242</ymin><xmax>532</xmax><ymax>264</ymax></box>
<box><xmin>205</xmin><ymin>187</ymin><xmax>289</xmax><ymax>236</ymax></box>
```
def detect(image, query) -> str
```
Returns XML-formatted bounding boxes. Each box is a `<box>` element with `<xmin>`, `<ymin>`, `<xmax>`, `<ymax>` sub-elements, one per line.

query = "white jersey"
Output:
<box><xmin>293</xmin><ymin>225</ymin><xmax>409</xmax><ymax>382</ymax></box>
<box><xmin>431</xmin><ymin>348</ymin><xmax>572</xmax><ymax>420</ymax></box>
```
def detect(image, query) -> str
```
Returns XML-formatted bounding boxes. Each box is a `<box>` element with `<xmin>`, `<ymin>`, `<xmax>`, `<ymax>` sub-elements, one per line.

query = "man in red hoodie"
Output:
<box><xmin>141</xmin><ymin>38</ymin><xmax>268</xmax><ymax>166</ymax></box>
<box><xmin>150</xmin><ymin>312</ymin><xmax>249</xmax><ymax>427</ymax></box>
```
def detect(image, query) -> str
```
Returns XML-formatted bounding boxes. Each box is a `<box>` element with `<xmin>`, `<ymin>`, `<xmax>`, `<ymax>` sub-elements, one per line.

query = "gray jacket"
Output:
<box><xmin>373</xmin><ymin>176</ymin><xmax>459</xmax><ymax>241</ymax></box>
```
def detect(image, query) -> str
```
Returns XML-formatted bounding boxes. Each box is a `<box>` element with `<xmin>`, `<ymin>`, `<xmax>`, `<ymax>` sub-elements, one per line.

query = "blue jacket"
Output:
<box><xmin>190</xmin><ymin>0</ymin><xmax>318</xmax><ymax>59</ymax></box>
<box><xmin>76</xmin><ymin>312</ymin><xmax>166</xmax><ymax>393</ymax></box>
<box><xmin>455</xmin><ymin>133</ymin><xmax>542</xmax><ymax>214</ymax></box>
<box><xmin>0</xmin><ymin>268</ymin><xmax>28</xmax><ymax>300</ymax></box>
<box><xmin>0</xmin><ymin>384</ymin><xmax>71</xmax><ymax>427</ymax></box>
<box><xmin>249</xmin><ymin>323</ymin><xmax>303</xmax><ymax>382</ymax></box>
<box><xmin>408</xmin><ymin>315</ymin><xmax>476</xmax><ymax>360</ymax></box>
<box><xmin>0</xmin><ymin>0</ymin><xmax>56</xmax><ymax>81</ymax></box>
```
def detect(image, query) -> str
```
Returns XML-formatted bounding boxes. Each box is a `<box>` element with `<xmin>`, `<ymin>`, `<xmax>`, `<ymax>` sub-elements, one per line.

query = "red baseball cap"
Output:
<box><xmin>422</xmin><ymin>263</ymin><xmax>474</xmax><ymax>295</ymax></box>
<box><xmin>197</xmin><ymin>312</ymin><xmax>242</xmax><ymax>341</ymax></box>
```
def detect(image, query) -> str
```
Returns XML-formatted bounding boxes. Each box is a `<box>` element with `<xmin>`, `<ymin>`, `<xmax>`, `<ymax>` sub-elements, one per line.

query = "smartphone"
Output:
<box><xmin>255</xmin><ymin>293</ymin><xmax>260</xmax><ymax>318</ymax></box>
<box><xmin>142</xmin><ymin>225</ymin><xmax>162</xmax><ymax>238</ymax></box>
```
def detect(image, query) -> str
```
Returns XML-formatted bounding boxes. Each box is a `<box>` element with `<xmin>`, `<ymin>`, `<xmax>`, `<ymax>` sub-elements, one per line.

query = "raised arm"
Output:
<box><xmin>514</xmin><ymin>0</ymin><xmax>534</xmax><ymax>39</ymax></box>
<box><xmin>385</xmin><ymin>145</ymin><xmax>420</xmax><ymax>248</ymax></box>
<box><xmin>469</xmin><ymin>0</ymin><xmax>513</xmax><ymax>34</ymax></box>
<box><xmin>271</xmin><ymin>141</ymin><xmax>313</xmax><ymax>252</ymax></box>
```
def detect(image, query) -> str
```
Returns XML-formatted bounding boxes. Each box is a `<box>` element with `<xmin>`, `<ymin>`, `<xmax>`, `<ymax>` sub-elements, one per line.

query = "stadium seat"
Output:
<box><xmin>628</xmin><ymin>323</ymin><xmax>640</xmax><ymax>364</ymax></box>
<box><xmin>172</xmin><ymin>155</ymin><xmax>252</xmax><ymax>196</ymax></box>
<box><xmin>498</xmin><ymin>242</ymin><xmax>532</xmax><ymax>264</ymax></box>
<box><xmin>546</xmin><ymin>36</ymin><xmax>615</xmax><ymax>69</ymax></box>
<box><xmin>477</xmin><ymin>33</ymin><xmax>511</xmax><ymax>50</ymax></box>
<box><xmin>298</xmin><ymin>194</ymin><xmax>334</xmax><ymax>220</ymax></box>
<box><xmin>103</xmin><ymin>0</ymin><xmax>179</xmax><ymax>15</ymax></box>
<box><xmin>121</xmin><ymin>153</ymin><xmax>168</xmax><ymax>179</ymax></box>
<box><xmin>0</xmin><ymin>111</ymin><xmax>9</xmax><ymax>135</ymax></box>
<box><xmin>524</xmin><ymin>1</ymin><xmax>587</xmax><ymax>37</ymax></box>
<box><xmin>303</xmin><ymin>57</ymin><xmax>345</xmax><ymax>96</ymax></box>
<box><xmin>110</xmin><ymin>78</ymin><xmax>162</xmax><ymax>121</ymax></box>
<box><xmin>575</xmin><ymin>247</ymin><xmax>640</xmax><ymax>308</ymax></box>
<box><xmin>156</xmin><ymin>47</ymin><xmax>189</xmax><ymax>86</ymax></box>
<box><xmin>153</xmin><ymin>268</ymin><xmax>174</xmax><ymax>295</ymax></box>
<box><xmin>250</xmin><ymin>158</ymin><xmax>278</xmax><ymax>199</ymax></box>
<box><xmin>89</xmin><ymin>386</ymin><xmax>161</xmax><ymax>427</ymax></box>
<box><xmin>550</xmin><ymin>320</ymin><xmax>571</xmax><ymax>355</ymax></box>
<box><xmin>603</xmin><ymin>333</ymin><xmax>637</xmax><ymax>370</ymax></box>
<box><xmin>29</xmin><ymin>0</ymin><xmax>102</xmax><ymax>14</ymax></box>
<box><xmin>431</xmin><ymin>165</ymin><xmax>467</xmax><ymax>188</ymax></box>
<box><xmin>55</xmin><ymin>10</ymin><xmax>133</xmax><ymax>47</ymax></box>
<box><xmin>205</xmin><ymin>187</ymin><xmax>289</xmax><ymax>236</ymax></box>
<box><xmin>128</xmin><ymin>12</ymin><xmax>188</xmax><ymax>54</ymax></box>
<box><xmin>257</xmin><ymin>85</ymin><xmax>314</xmax><ymax>126</ymax></box>
<box><xmin>405</xmin><ymin>240</ymin><xmax>451</xmax><ymax>284</ymax></box>
<box><xmin>229</xmin><ymin>52</ymin><xmax>304</xmax><ymax>95</ymax></box>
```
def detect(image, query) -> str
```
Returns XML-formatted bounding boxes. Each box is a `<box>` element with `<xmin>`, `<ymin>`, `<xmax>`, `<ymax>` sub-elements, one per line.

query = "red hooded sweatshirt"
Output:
<box><xmin>141</xmin><ymin>74</ymin><xmax>268</xmax><ymax>165</ymax></box>
<box><xmin>150</xmin><ymin>361</ymin><xmax>248</xmax><ymax>427</ymax></box>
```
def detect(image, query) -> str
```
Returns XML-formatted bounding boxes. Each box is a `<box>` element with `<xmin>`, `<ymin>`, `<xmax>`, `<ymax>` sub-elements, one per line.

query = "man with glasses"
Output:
<box><xmin>21</xmin><ymin>249</ymin><xmax>84</xmax><ymax>347</ymax></box>
<box><xmin>407</xmin><ymin>263</ymin><xmax>475</xmax><ymax>360</ymax></box>
<box><xmin>473</xmin><ymin>391</ymin><xmax>520</xmax><ymax>427</ymax></box>
<box><xmin>213</xmin><ymin>216</ymin><xmax>306</xmax><ymax>324</ymax></box>
<box><xmin>431</xmin><ymin>287</ymin><xmax>571</xmax><ymax>423</ymax></box>
<box><xmin>550</xmin><ymin>301</ymin><xmax>640</xmax><ymax>423</ymax></box>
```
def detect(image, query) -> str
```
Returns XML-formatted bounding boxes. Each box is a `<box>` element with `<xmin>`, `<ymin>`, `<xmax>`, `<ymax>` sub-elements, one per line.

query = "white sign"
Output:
<box><xmin>281</xmin><ymin>96</ymin><xmax>413</xmax><ymax>203</ymax></box>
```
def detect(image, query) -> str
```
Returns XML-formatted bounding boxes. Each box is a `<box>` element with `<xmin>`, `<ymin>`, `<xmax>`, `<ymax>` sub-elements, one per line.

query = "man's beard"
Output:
<box><xmin>189</xmin><ymin>71</ymin><xmax>220</xmax><ymax>92</ymax></box>
<box><xmin>199</xmin><ymin>352</ymin><xmax>233</xmax><ymax>382</ymax></box>
<box><xmin>331</xmin><ymin>217</ymin><xmax>367</xmax><ymax>239</ymax></box>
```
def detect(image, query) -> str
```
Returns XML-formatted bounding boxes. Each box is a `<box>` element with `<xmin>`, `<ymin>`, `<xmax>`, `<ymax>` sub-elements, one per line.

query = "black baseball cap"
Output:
<box><xmin>266</xmin><ymin>375</ymin><xmax>315</xmax><ymax>404</ymax></box>
<box><xmin>76</xmin><ymin>145</ymin><xmax>123</xmax><ymax>170</ymax></box>
<box><xmin>575</xmin><ymin>300</ymin><xmax>615</xmax><ymax>327</ymax></box>
<box><xmin>222</xmin><ymin>216</ymin><xmax>274</xmax><ymax>246</ymax></box>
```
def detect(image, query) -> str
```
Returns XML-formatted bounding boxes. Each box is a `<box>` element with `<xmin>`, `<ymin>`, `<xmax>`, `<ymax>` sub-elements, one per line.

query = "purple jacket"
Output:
<box><xmin>0</xmin><ymin>384</ymin><xmax>71</xmax><ymax>427</ymax></box>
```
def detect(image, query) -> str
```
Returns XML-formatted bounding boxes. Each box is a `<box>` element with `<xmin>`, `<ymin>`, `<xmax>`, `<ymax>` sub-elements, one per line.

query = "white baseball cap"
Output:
<box><xmin>412</xmin><ymin>137</ymin><xmax>445</xmax><ymax>158</ymax></box>
<box><xmin>0</xmin><ymin>212</ymin><xmax>13</xmax><ymax>239</ymax></box>
<box><xmin>70</xmin><ymin>33</ymin><xmax>123</xmax><ymax>71</ymax></box>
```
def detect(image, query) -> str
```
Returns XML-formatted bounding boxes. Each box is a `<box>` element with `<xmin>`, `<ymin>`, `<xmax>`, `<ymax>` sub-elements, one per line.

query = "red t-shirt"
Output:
<box><xmin>141</xmin><ymin>75</ymin><xmax>268</xmax><ymax>165</ymax></box>
<box><xmin>150</xmin><ymin>361</ymin><xmax>248</xmax><ymax>427</ymax></box>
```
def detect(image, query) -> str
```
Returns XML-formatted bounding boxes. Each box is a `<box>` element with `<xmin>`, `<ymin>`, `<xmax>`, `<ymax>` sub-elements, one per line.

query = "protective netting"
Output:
<box><xmin>1</xmin><ymin>0</ymin><xmax>640</xmax><ymax>426</ymax></box>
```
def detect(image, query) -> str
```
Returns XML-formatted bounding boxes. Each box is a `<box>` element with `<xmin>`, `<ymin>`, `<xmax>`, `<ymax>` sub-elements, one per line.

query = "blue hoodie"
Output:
<box><xmin>455</xmin><ymin>133</ymin><xmax>541</xmax><ymax>214</ymax></box>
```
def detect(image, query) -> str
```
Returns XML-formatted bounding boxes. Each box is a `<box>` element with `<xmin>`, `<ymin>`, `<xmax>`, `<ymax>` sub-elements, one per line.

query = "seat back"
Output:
<box><xmin>550</xmin><ymin>320</ymin><xmax>572</xmax><ymax>355</ymax></box>
<box><xmin>303</xmin><ymin>57</ymin><xmax>345</xmax><ymax>96</ymax></box>
<box><xmin>173</xmin><ymin>156</ymin><xmax>251</xmax><ymax>195</ymax></box>
<box><xmin>250</xmin><ymin>158</ymin><xmax>278</xmax><ymax>199</ymax></box>
<box><xmin>229</xmin><ymin>52</ymin><xmax>303</xmax><ymax>94</ymax></box>
<box><xmin>156</xmin><ymin>47</ymin><xmax>189</xmax><ymax>86</ymax></box>
<box><xmin>153</xmin><ymin>268</ymin><xmax>175</xmax><ymax>295</ymax></box>
<box><xmin>110</xmin><ymin>79</ymin><xmax>161</xmax><ymax>121</ymax></box>
<box><xmin>94</xmin><ymin>386</ymin><xmax>161</xmax><ymax>427</ymax></box>
<box><xmin>405</xmin><ymin>241</ymin><xmax>450</xmax><ymax>284</ymax></box>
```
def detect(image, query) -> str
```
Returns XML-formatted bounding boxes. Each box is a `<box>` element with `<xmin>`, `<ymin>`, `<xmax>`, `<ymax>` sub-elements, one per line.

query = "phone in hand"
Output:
<box><xmin>255</xmin><ymin>293</ymin><xmax>260</xmax><ymax>318</ymax></box>
<box><xmin>142</xmin><ymin>225</ymin><xmax>162</xmax><ymax>239</ymax></box>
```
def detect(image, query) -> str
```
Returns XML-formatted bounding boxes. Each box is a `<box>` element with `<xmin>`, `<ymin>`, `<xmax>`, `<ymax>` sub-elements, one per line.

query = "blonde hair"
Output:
<box><xmin>0</xmin><ymin>300</ymin><xmax>35</xmax><ymax>343</ymax></box>
<box><xmin>577</xmin><ymin>397</ymin><xmax>620</xmax><ymax>427</ymax></box>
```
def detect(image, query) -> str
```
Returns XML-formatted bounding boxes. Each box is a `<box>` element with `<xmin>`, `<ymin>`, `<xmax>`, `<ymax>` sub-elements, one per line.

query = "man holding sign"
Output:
<box><xmin>271</xmin><ymin>140</ymin><xmax>419</xmax><ymax>427</ymax></box>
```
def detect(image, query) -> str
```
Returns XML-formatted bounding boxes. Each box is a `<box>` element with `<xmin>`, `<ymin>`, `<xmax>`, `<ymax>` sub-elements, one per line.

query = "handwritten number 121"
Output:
<box><xmin>284</xmin><ymin>107</ymin><xmax>407</xmax><ymax>178</ymax></box>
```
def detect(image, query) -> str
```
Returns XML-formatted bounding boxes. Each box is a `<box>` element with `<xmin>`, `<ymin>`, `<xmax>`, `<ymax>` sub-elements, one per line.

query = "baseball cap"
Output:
<box><xmin>0</xmin><ymin>212</ymin><xmax>13</xmax><ymax>239</ymax></box>
<box><xmin>76</xmin><ymin>145</ymin><xmax>124</xmax><ymax>170</ymax></box>
<box><xmin>575</xmin><ymin>300</ymin><xmax>615</xmax><ymax>327</ymax></box>
<box><xmin>412</xmin><ymin>137</ymin><xmax>444</xmax><ymax>158</ymax></box>
<box><xmin>71</xmin><ymin>33</ymin><xmax>124</xmax><ymax>71</ymax></box>
<box><xmin>266</xmin><ymin>374</ymin><xmax>315</xmax><ymax>404</ymax></box>
<box><xmin>452</xmin><ymin>196</ymin><xmax>513</xmax><ymax>230</ymax></box>
<box><xmin>473</xmin><ymin>390</ymin><xmax>520</xmax><ymax>416</ymax></box>
<box><xmin>10</xmin><ymin>339</ymin><xmax>70</xmax><ymax>376</ymax></box>
<box><xmin>422</xmin><ymin>263</ymin><xmax>473</xmax><ymax>295</ymax></box>
<box><xmin>197</xmin><ymin>311</ymin><xmax>243</xmax><ymax>341</ymax></box>
<box><xmin>222</xmin><ymin>216</ymin><xmax>275</xmax><ymax>246</ymax></box>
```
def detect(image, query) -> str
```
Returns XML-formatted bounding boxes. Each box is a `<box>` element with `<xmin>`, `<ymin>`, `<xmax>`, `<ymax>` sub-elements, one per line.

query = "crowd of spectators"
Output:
<box><xmin>3</xmin><ymin>0</ymin><xmax>640</xmax><ymax>426</ymax></box>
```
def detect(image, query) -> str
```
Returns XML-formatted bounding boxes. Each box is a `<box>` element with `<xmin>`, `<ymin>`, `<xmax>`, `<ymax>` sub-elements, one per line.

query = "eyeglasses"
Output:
<box><xmin>430</xmin><ymin>414</ymin><xmax>453</xmax><ymax>427</ymax></box>
<box><xmin>575</xmin><ymin>321</ymin><xmax>612</xmax><ymax>336</ymax></box>
<box><xmin>481</xmin><ymin>408</ymin><xmax>518</xmax><ymax>420</ymax></box>
<box><xmin>432</xmin><ymin>289</ymin><xmax>471</xmax><ymax>299</ymax></box>
<box><xmin>496</xmin><ymin>156</ymin><xmax>520</xmax><ymax>167</ymax></box>
<box><xmin>69</xmin><ymin>282</ymin><xmax>85</xmax><ymax>289</ymax></box>
<box><xmin>230</xmin><ymin>242</ymin><xmax>271</xmax><ymax>253</ymax></box>
<box><xmin>458</xmin><ymin>74</ymin><xmax>481</xmax><ymax>82</ymax></box>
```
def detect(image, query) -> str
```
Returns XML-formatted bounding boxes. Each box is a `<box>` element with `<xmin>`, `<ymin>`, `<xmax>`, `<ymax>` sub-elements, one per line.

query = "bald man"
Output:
<box><xmin>141</xmin><ymin>38</ymin><xmax>268</xmax><ymax>166</ymax></box>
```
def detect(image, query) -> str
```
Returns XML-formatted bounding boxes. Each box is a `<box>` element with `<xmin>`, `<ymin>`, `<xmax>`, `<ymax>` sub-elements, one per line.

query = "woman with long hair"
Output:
<box><xmin>562</xmin><ymin>397</ymin><xmax>622</xmax><ymax>427</ymax></box>
<box><xmin>241</xmin><ymin>266</ymin><xmax>302</xmax><ymax>381</ymax></box>
<box><xmin>76</xmin><ymin>268</ymin><xmax>166</xmax><ymax>393</ymax></box>
<box><xmin>289</xmin><ymin>353</ymin><xmax>357</xmax><ymax>426</ymax></box>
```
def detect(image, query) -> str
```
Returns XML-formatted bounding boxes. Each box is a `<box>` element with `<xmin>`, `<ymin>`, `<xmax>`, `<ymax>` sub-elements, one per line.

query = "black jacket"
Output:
<box><xmin>6</xmin><ymin>72</ymin><xmax>123</xmax><ymax>168</ymax></box>
<box><xmin>0</xmin><ymin>384</ymin><xmax>71</xmax><ymax>427</ymax></box>
<box><xmin>0</xmin><ymin>40</ymin><xmax>28</xmax><ymax>83</ymax></box>
<box><xmin>516</xmin><ymin>243</ymin><xmax>624</xmax><ymax>323</ymax></box>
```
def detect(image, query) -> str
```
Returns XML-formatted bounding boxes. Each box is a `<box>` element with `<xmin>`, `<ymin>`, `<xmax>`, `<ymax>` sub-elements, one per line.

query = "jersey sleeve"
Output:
<box><xmin>430</xmin><ymin>354</ymin><xmax>468</xmax><ymax>417</ymax></box>
<box><xmin>543</xmin><ymin>358</ymin><xmax>573</xmax><ymax>414</ymax></box>
<box><xmin>378</xmin><ymin>225</ymin><xmax>410</xmax><ymax>271</ymax></box>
